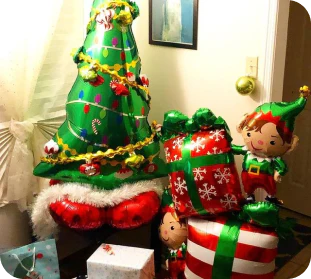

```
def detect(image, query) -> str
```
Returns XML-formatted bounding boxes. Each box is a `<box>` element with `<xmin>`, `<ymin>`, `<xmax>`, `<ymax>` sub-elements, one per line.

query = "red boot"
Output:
<box><xmin>49</xmin><ymin>191</ymin><xmax>160</xmax><ymax>230</ymax></box>
<box><xmin>107</xmin><ymin>191</ymin><xmax>160</xmax><ymax>229</ymax></box>
<box><xmin>49</xmin><ymin>199</ymin><xmax>106</xmax><ymax>230</ymax></box>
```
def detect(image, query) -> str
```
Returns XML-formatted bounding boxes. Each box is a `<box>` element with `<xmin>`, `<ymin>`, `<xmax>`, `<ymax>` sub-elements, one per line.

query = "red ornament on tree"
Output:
<box><xmin>110</xmin><ymin>80</ymin><xmax>130</xmax><ymax>96</ymax></box>
<box><xmin>79</xmin><ymin>163</ymin><xmax>101</xmax><ymax>176</ymax></box>
<box><xmin>144</xmin><ymin>163</ymin><xmax>158</xmax><ymax>174</ymax></box>
<box><xmin>126</xmin><ymin>72</ymin><xmax>135</xmax><ymax>82</ymax></box>
<box><xmin>140</xmin><ymin>74</ymin><xmax>149</xmax><ymax>87</ymax></box>
<box><xmin>89</xmin><ymin>75</ymin><xmax>105</xmax><ymax>87</ymax></box>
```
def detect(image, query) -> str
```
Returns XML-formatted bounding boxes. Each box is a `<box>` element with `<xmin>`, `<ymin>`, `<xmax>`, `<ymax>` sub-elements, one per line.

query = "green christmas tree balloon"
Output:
<box><xmin>34</xmin><ymin>0</ymin><xmax>167</xmax><ymax>189</ymax></box>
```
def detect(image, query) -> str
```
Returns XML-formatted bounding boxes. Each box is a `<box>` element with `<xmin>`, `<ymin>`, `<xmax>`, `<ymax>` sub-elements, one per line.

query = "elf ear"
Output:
<box><xmin>287</xmin><ymin>135</ymin><xmax>299</xmax><ymax>153</ymax></box>
<box><xmin>236</xmin><ymin>114</ymin><xmax>249</xmax><ymax>133</ymax></box>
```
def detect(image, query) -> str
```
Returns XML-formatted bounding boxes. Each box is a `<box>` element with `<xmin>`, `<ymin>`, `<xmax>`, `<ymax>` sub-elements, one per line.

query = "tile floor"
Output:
<box><xmin>275</xmin><ymin>209</ymin><xmax>311</xmax><ymax>279</ymax></box>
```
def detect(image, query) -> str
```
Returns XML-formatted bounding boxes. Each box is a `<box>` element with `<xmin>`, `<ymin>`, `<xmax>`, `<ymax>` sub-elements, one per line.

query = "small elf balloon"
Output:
<box><xmin>232</xmin><ymin>86</ymin><xmax>310</xmax><ymax>205</ymax></box>
<box><xmin>159</xmin><ymin>189</ymin><xmax>187</xmax><ymax>279</ymax></box>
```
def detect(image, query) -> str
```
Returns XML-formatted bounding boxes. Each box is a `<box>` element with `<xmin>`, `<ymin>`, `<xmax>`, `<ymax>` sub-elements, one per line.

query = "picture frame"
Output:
<box><xmin>149</xmin><ymin>0</ymin><xmax>199</xmax><ymax>50</ymax></box>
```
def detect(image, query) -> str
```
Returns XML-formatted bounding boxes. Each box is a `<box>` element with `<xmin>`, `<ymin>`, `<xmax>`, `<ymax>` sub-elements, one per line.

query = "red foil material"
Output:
<box><xmin>185</xmin><ymin>217</ymin><xmax>278</xmax><ymax>279</ymax></box>
<box><xmin>164</xmin><ymin>129</ymin><xmax>242</xmax><ymax>218</ymax></box>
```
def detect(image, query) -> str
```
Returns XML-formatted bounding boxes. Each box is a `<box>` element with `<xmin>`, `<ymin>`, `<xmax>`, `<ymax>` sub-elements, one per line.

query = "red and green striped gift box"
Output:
<box><xmin>185</xmin><ymin>217</ymin><xmax>278</xmax><ymax>279</ymax></box>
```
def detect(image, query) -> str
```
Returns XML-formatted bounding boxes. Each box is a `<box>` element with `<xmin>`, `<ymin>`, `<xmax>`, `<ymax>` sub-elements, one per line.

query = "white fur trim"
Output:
<box><xmin>31</xmin><ymin>178</ymin><xmax>164</xmax><ymax>240</ymax></box>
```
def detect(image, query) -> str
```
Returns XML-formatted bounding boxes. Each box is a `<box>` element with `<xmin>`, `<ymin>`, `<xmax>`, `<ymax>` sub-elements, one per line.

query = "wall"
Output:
<box><xmin>133</xmin><ymin>0</ymin><xmax>273</xmax><ymax>171</ymax></box>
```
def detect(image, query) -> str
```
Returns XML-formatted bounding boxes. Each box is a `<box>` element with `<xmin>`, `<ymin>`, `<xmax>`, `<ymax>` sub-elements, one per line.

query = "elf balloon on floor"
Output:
<box><xmin>233</xmin><ymin>85</ymin><xmax>310</xmax><ymax>205</ymax></box>
<box><xmin>31</xmin><ymin>0</ymin><xmax>167</xmax><ymax>239</ymax></box>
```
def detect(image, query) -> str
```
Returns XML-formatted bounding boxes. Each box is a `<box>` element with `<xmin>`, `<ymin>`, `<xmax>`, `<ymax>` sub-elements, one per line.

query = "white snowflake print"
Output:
<box><xmin>191</xmin><ymin>137</ymin><xmax>206</xmax><ymax>153</ymax></box>
<box><xmin>174</xmin><ymin>177</ymin><xmax>187</xmax><ymax>195</ymax></box>
<box><xmin>172</xmin><ymin>194</ymin><xmax>181</xmax><ymax>211</ymax></box>
<box><xmin>170</xmin><ymin>154</ymin><xmax>181</xmax><ymax>162</ymax></box>
<box><xmin>214</xmin><ymin>168</ymin><xmax>231</xmax><ymax>184</ymax></box>
<box><xmin>209</xmin><ymin>129</ymin><xmax>225</xmax><ymax>142</ymax></box>
<box><xmin>185</xmin><ymin>200</ymin><xmax>195</xmax><ymax>213</ymax></box>
<box><xmin>198</xmin><ymin>183</ymin><xmax>217</xmax><ymax>201</ymax></box>
<box><xmin>173</xmin><ymin>137</ymin><xmax>184</xmax><ymax>150</ymax></box>
<box><xmin>193</xmin><ymin>167</ymin><xmax>207</xmax><ymax>181</ymax></box>
<box><xmin>207</xmin><ymin>147</ymin><xmax>223</xmax><ymax>155</ymax></box>
<box><xmin>220</xmin><ymin>194</ymin><xmax>238</xmax><ymax>209</ymax></box>
<box><xmin>165</xmin><ymin>147</ymin><xmax>171</xmax><ymax>162</ymax></box>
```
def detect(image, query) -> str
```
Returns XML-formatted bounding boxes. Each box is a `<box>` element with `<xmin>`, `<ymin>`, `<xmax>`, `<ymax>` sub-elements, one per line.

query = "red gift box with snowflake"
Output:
<box><xmin>161</xmin><ymin>108</ymin><xmax>243</xmax><ymax>218</ymax></box>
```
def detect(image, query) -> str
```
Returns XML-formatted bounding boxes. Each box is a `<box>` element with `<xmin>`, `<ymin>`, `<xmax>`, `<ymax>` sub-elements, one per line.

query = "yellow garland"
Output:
<box><xmin>76</xmin><ymin>52</ymin><xmax>150</xmax><ymax>98</ymax></box>
<box><xmin>41</xmin><ymin>130</ymin><xmax>156</xmax><ymax>165</ymax></box>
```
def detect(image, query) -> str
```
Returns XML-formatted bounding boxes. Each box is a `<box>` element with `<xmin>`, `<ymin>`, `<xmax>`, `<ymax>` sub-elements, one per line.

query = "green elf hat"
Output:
<box><xmin>247</xmin><ymin>86</ymin><xmax>310</xmax><ymax>137</ymax></box>
<box><xmin>161</xmin><ymin>188</ymin><xmax>179</xmax><ymax>220</ymax></box>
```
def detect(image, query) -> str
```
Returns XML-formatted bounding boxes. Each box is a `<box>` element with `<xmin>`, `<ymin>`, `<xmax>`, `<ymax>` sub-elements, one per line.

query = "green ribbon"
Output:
<box><xmin>210</xmin><ymin>203</ymin><xmax>295</xmax><ymax>278</ymax></box>
<box><xmin>169</xmin><ymin>134</ymin><xmax>234</xmax><ymax>215</ymax></box>
<box><xmin>164</xmin><ymin>109</ymin><xmax>235</xmax><ymax>215</ymax></box>
<box><xmin>181</xmin><ymin>135</ymin><xmax>209</xmax><ymax>215</ymax></box>
<box><xmin>212</xmin><ymin>218</ymin><xmax>243</xmax><ymax>279</ymax></box>
<box><xmin>161</xmin><ymin>108</ymin><xmax>232</xmax><ymax>142</ymax></box>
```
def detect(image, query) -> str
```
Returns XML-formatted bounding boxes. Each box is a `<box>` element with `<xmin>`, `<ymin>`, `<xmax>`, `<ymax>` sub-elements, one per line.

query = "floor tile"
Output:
<box><xmin>291</xmin><ymin>264</ymin><xmax>308</xmax><ymax>278</ymax></box>
<box><xmin>275</xmin><ymin>261</ymin><xmax>300</xmax><ymax>279</ymax></box>
<box><xmin>291</xmin><ymin>247</ymin><xmax>311</xmax><ymax>265</ymax></box>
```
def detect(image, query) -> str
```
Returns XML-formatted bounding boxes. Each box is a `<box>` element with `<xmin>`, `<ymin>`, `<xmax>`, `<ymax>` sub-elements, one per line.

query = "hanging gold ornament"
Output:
<box><xmin>125</xmin><ymin>152</ymin><xmax>145</xmax><ymax>168</ymax></box>
<box><xmin>235</xmin><ymin>76</ymin><xmax>256</xmax><ymax>95</ymax></box>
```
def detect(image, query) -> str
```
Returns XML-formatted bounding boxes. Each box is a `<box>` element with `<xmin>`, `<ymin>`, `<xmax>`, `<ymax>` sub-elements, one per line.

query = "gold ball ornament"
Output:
<box><xmin>235</xmin><ymin>76</ymin><xmax>256</xmax><ymax>95</ymax></box>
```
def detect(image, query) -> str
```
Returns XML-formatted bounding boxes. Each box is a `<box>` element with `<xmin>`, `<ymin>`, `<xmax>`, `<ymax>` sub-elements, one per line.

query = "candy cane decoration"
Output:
<box><xmin>96</xmin><ymin>8</ymin><xmax>115</xmax><ymax>31</ymax></box>
<box><xmin>92</xmin><ymin>119</ymin><xmax>101</xmax><ymax>135</ymax></box>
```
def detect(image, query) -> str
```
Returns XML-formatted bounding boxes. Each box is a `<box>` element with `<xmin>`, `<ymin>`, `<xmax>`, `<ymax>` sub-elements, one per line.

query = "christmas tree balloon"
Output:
<box><xmin>31</xmin><ymin>0</ymin><xmax>167</xmax><ymax>239</ymax></box>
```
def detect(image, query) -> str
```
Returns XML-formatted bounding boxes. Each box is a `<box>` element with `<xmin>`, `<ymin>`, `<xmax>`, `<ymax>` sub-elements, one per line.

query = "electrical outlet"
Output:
<box><xmin>246</xmin><ymin>57</ymin><xmax>258</xmax><ymax>78</ymax></box>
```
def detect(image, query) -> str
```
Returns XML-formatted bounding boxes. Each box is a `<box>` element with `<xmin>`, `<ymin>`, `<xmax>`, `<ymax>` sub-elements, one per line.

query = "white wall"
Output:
<box><xmin>133</xmin><ymin>0</ymin><xmax>273</xmax><ymax>170</ymax></box>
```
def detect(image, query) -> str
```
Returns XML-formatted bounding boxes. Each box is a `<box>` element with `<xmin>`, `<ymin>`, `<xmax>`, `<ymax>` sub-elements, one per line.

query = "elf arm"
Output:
<box><xmin>231</xmin><ymin>144</ymin><xmax>247</xmax><ymax>155</ymax></box>
<box><xmin>273</xmin><ymin>157</ymin><xmax>288</xmax><ymax>176</ymax></box>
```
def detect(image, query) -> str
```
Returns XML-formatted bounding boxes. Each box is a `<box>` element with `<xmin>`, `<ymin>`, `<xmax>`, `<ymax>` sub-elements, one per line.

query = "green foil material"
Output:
<box><xmin>212</xmin><ymin>218</ymin><xmax>243</xmax><ymax>279</ymax></box>
<box><xmin>238</xmin><ymin>202</ymin><xmax>295</xmax><ymax>239</ymax></box>
<box><xmin>161</xmin><ymin>108</ymin><xmax>232</xmax><ymax>142</ymax></box>
<box><xmin>33</xmin><ymin>0</ymin><xmax>167</xmax><ymax>189</ymax></box>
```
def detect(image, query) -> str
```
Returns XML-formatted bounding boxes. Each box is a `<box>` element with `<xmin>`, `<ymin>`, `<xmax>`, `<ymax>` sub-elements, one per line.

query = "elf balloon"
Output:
<box><xmin>159</xmin><ymin>189</ymin><xmax>187</xmax><ymax>279</ymax></box>
<box><xmin>232</xmin><ymin>86</ymin><xmax>310</xmax><ymax>205</ymax></box>
<box><xmin>31</xmin><ymin>0</ymin><xmax>167</xmax><ymax>239</ymax></box>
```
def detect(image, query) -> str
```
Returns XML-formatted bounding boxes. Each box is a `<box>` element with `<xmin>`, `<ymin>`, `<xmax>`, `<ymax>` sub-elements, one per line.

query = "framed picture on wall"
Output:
<box><xmin>149</xmin><ymin>0</ymin><xmax>199</xmax><ymax>50</ymax></box>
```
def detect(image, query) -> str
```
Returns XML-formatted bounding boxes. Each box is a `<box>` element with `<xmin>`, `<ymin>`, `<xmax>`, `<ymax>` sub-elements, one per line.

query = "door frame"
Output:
<box><xmin>264</xmin><ymin>0</ymin><xmax>291</xmax><ymax>104</ymax></box>
<box><xmin>256</xmin><ymin>0</ymin><xmax>290</xmax><ymax>200</ymax></box>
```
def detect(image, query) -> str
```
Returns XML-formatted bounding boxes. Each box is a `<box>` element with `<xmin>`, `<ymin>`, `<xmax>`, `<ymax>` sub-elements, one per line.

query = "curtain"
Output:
<box><xmin>0</xmin><ymin>0</ymin><xmax>84</xmax><ymax>211</ymax></box>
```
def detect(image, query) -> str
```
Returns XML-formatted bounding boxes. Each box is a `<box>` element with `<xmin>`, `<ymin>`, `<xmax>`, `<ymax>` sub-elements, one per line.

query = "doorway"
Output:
<box><xmin>278</xmin><ymin>1</ymin><xmax>311</xmax><ymax>216</ymax></box>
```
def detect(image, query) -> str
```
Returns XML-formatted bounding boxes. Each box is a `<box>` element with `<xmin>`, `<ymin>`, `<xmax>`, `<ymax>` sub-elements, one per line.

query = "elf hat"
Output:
<box><xmin>161</xmin><ymin>188</ymin><xmax>179</xmax><ymax>219</ymax></box>
<box><xmin>246</xmin><ymin>86</ymin><xmax>310</xmax><ymax>136</ymax></box>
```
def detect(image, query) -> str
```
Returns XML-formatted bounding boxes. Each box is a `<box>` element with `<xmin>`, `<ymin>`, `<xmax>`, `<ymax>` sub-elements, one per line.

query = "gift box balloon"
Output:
<box><xmin>185</xmin><ymin>217</ymin><xmax>278</xmax><ymax>279</ymax></box>
<box><xmin>161</xmin><ymin>108</ymin><xmax>243</xmax><ymax>218</ymax></box>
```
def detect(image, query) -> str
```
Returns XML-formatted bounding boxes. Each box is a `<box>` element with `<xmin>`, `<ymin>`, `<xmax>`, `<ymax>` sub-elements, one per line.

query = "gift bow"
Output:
<box><xmin>161</xmin><ymin>108</ymin><xmax>232</xmax><ymax>142</ymax></box>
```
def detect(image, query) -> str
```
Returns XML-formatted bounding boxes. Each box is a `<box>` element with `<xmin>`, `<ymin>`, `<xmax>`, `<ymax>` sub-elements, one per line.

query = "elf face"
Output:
<box><xmin>159</xmin><ymin>212</ymin><xmax>187</xmax><ymax>250</ymax></box>
<box><xmin>239</xmin><ymin>121</ymin><xmax>297</xmax><ymax>157</ymax></box>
